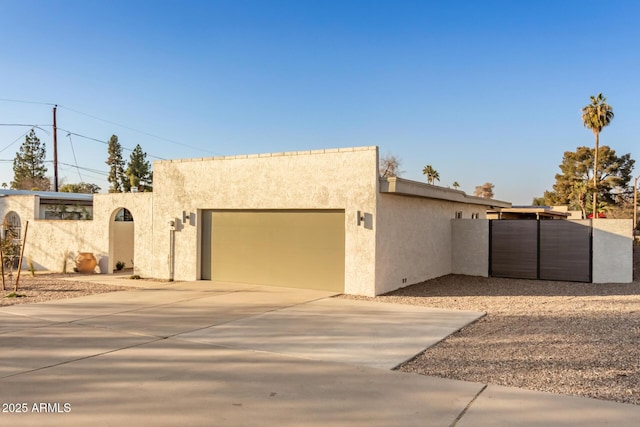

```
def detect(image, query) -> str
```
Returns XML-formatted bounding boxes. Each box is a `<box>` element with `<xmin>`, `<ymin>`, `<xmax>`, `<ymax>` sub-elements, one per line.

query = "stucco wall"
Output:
<box><xmin>0</xmin><ymin>193</ymin><xmax>152</xmax><ymax>275</ymax></box>
<box><xmin>452</xmin><ymin>219</ymin><xmax>489</xmax><ymax>276</ymax></box>
<box><xmin>0</xmin><ymin>195</ymin><xmax>102</xmax><ymax>272</ymax></box>
<box><xmin>374</xmin><ymin>194</ymin><xmax>487</xmax><ymax>295</ymax></box>
<box><xmin>152</xmin><ymin>147</ymin><xmax>379</xmax><ymax>294</ymax></box>
<box><xmin>93</xmin><ymin>193</ymin><xmax>153</xmax><ymax>275</ymax></box>
<box><xmin>592</xmin><ymin>219</ymin><xmax>632</xmax><ymax>283</ymax></box>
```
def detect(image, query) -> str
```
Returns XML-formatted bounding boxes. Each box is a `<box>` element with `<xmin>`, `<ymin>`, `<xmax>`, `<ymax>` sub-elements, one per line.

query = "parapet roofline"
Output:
<box><xmin>380</xmin><ymin>177</ymin><xmax>512</xmax><ymax>208</ymax></box>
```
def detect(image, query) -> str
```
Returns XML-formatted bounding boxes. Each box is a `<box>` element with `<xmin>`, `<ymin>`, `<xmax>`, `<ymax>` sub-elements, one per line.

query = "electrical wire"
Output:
<box><xmin>55</xmin><ymin>161</ymin><xmax>110</xmax><ymax>177</ymax></box>
<box><xmin>57</xmin><ymin>163</ymin><xmax>109</xmax><ymax>184</ymax></box>
<box><xmin>0</xmin><ymin>98</ymin><xmax>56</xmax><ymax>106</ymax></box>
<box><xmin>0</xmin><ymin>98</ymin><xmax>224</xmax><ymax>161</ymax></box>
<box><xmin>0</xmin><ymin>98</ymin><xmax>224</xmax><ymax>190</ymax></box>
<box><xmin>0</xmin><ymin>98</ymin><xmax>221</xmax><ymax>155</ymax></box>
<box><xmin>0</xmin><ymin>130</ymin><xmax>29</xmax><ymax>153</ymax></box>
<box><xmin>57</xmin><ymin>104</ymin><xmax>219</xmax><ymax>155</ymax></box>
<box><xmin>66</xmin><ymin>133</ymin><xmax>84</xmax><ymax>182</ymax></box>
<box><xmin>56</xmin><ymin>128</ymin><xmax>166</xmax><ymax>160</ymax></box>
<box><xmin>0</xmin><ymin>126</ymin><xmax>51</xmax><ymax>153</ymax></box>
<box><xmin>0</xmin><ymin>124</ymin><xmax>51</xmax><ymax>134</ymax></box>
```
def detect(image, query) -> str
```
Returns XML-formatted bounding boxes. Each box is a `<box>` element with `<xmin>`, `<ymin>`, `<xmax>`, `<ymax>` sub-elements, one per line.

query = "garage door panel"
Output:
<box><xmin>202</xmin><ymin>210</ymin><xmax>345</xmax><ymax>292</ymax></box>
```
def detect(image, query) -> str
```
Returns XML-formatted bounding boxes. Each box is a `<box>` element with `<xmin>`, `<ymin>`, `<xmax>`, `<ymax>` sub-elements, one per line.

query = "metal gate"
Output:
<box><xmin>489</xmin><ymin>220</ymin><xmax>592</xmax><ymax>282</ymax></box>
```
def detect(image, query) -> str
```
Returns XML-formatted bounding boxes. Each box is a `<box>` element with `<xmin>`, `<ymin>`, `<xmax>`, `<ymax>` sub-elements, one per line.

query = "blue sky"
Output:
<box><xmin>1</xmin><ymin>0</ymin><xmax>638</xmax><ymax>204</ymax></box>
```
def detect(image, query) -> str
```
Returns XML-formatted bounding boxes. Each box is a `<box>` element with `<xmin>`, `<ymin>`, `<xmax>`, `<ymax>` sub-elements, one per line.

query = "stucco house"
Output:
<box><xmin>4</xmin><ymin>146</ymin><xmax>628</xmax><ymax>295</ymax></box>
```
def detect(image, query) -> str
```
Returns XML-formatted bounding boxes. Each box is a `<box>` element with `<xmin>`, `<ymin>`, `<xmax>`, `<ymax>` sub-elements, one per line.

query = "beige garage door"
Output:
<box><xmin>201</xmin><ymin>210</ymin><xmax>345</xmax><ymax>292</ymax></box>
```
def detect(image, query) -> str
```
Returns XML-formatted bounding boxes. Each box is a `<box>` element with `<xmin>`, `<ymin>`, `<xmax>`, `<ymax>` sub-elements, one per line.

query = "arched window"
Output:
<box><xmin>114</xmin><ymin>208</ymin><xmax>134</xmax><ymax>222</ymax></box>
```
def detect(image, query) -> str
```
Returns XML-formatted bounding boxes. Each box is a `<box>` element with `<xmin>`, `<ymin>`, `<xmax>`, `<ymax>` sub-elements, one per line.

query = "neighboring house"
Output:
<box><xmin>0</xmin><ymin>190</ymin><xmax>93</xmax><ymax>220</ymax></box>
<box><xmin>550</xmin><ymin>205</ymin><xmax>583</xmax><ymax>220</ymax></box>
<box><xmin>1</xmin><ymin>146</ymin><xmax>631</xmax><ymax>294</ymax></box>
<box><xmin>487</xmin><ymin>206</ymin><xmax>570</xmax><ymax>220</ymax></box>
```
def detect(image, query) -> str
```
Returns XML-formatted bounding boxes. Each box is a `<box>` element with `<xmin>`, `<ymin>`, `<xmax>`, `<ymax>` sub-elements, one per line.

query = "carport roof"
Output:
<box><xmin>379</xmin><ymin>177</ymin><xmax>511</xmax><ymax>208</ymax></box>
<box><xmin>0</xmin><ymin>189</ymin><xmax>93</xmax><ymax>202</ymax></box>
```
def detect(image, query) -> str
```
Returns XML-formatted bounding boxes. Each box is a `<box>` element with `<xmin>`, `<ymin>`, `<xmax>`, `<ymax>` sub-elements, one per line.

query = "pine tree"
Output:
<box><xmin>126</xmin><ymin>144</ymin><xmax>152</xmax><ymax>192</ymax></box>
<box><xmin>106</xmin><ymin>135</ymin><xmax>127</xmax><ymax>192</ymax></box>
<box><xmin>11</xmin><ymin>129</ymin><xmax>50</xmax><ymax>190</ymax></box>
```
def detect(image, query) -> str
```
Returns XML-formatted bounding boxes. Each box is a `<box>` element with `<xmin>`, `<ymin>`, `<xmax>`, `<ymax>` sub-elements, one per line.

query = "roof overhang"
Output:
<box><xmin>379</xmin><ymin>177</ymin><xmax>512</xmax><ymax>208</ymax></box>
<box><xmin>0</xmin><ymin>189</ymin><xmax>93</xmax><ymax>203</ymax></box>
<box><xmin>488</xmin><ymin>207</ymin><xmax>570</xmax><ymax>219</ymax></box>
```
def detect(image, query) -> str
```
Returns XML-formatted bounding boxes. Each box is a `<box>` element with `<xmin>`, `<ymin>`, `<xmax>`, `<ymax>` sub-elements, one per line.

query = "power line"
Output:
<box><xmin>0</xmin><ymin>124</ymin><xmax>51</xmax><ymax>134</ymax></box>
<box><xmin>1</xmin><ymin>98</ymin><xmax>222</xmax><ymax>155</ymax></box>
<box><xmin>0</xmin><ymin>98</ymin><xmax>221</xmax><ymax>155</ymax></box>
<box><xmin>0</xmin><ymin>98</ymin><xmax>56</xmax><ymax>107</ymax></box>
<box><xmin>66</xmin><ymin>133</ymin><xmax>84</xmax><ymax>182</ymax></box>
<box><xmin>54</xmin><ymin>161</ymin><xmax>110</xmax><ymax>177</ymax></box>
<box><xmin>57</xmin><ymin>128</ymin><xmax>166</xmax><ymax>160</ymax></box>
<box><xmin>57</xmin><ymin>104</ymin><xmax>219</xmax><ymax>155</ymax></box>
<box><xmin>0</xmin><ymin>126</ymin><xmax>51</xmax><ymax>153</ymax></box>
<box><xmin>0</xmin><ymin>130</ymin><xmax>29</xmax><ymax>154</ymax></box>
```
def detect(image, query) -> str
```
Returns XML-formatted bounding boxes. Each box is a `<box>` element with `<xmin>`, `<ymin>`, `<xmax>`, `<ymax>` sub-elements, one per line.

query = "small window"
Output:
<box><xmin>471</xmin><ymin>213</ymin><xmax>480</xmax><ymax>219</ymax></box>
<box><xmin>114</xmin><ymin>208</ymin><xmax>134</xmax><ymax>222</ymax></box>
<box><xmin>454</xmin><ymin>211</ymin><xmax>463</xmax><ymax>219</ymax></box>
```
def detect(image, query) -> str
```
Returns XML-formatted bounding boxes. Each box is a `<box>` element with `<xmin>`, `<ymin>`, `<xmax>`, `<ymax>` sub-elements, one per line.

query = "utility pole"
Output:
<box><xmin>634</xmin><ymin>176</ymin><xmax>640</xmax><ymax>234</ymax></box>
<box><xmin>53</xmin><ymin>105</ymin><xmax>58</xmax><ymax>192</ymax></box>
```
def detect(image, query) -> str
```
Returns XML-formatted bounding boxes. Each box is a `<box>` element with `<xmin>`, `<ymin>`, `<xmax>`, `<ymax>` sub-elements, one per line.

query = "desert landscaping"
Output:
<box><xmin>344</xmin><ymin>248</ymin><xmax>640</xmax><ymax>405</ymax></box>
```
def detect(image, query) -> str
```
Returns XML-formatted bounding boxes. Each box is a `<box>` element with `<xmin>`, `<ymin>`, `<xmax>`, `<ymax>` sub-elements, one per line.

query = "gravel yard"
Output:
<box><xmin>342</xmin><ymin>251</ymin><xmax>640</xmax><ymax>405</ymax></box>
<box><xmin>0</xmin><ymin>273</ymin><xmax>133</xmax><ymax>307</ymax></box>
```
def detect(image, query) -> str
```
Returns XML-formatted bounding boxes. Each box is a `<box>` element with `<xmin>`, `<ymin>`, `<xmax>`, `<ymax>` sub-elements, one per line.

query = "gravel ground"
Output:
<box><xmin>0</xmin><ymin>273</ymin><xmax>133</xmax><ymax>307</ymax></box>
<box><xmin>341</xmin><ymin>251</ymin><xmax>640</xmax><ymax>405</ymax></box>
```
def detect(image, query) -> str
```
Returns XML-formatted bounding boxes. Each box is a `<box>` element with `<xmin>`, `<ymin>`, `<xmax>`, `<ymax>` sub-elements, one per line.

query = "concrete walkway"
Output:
<box><xmin>1</xmin><ymin>279</ymin><xmax>639</xmax><ymax>426</ymax></box>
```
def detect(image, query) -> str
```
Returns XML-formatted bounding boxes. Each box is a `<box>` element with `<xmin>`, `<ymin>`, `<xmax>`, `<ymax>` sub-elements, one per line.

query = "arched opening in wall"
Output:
<box><xmin>109</xmin><ymin>208</ymin><xmax>134</xmax><ymax>274</ymax></box>
<box><xmin>2</xmin><ymin>211</ymin><xmax>21</xmax><ymax>240</ymax></box>
<box><xmin>2</xmin><ymin>211</ymin><xmax>22</xmax><ymax>269</ymax></box>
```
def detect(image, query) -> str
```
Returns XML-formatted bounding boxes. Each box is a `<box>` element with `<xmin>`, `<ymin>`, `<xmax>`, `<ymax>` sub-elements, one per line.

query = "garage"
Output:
<box><xmin>201</xmin><ymin>210</ymin><xmax>345</xmax><ymax>292</ymax></box>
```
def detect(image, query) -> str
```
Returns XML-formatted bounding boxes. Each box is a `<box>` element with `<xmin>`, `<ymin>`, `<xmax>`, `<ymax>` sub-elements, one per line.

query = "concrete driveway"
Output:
<box><xmin>1</xmin><ymin>279</ymin><xmax>639</xmax><ymax>426</ymax></box>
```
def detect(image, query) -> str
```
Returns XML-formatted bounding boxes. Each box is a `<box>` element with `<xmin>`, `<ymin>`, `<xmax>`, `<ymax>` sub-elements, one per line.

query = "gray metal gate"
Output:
<box><xmin>489</xmin><ymin>220</ymin><xmax>592</xmax><ymax>282</ymax></box>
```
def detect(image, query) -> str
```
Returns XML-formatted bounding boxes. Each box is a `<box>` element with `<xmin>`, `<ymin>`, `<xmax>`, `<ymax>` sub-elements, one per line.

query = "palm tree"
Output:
<box><xmin>581</xmin><ymin>93</ymin><xmax>614</xmax><ymax>218</ymax></box>
<box><xmin>452</xmin><ymin>181</ymin><xmax>460</xmax><ymax>190</ymax></box>
<box><xmin>422</xmin><ymin>165</ymin><xmax>440</xmax><ymax>185</ymax></box>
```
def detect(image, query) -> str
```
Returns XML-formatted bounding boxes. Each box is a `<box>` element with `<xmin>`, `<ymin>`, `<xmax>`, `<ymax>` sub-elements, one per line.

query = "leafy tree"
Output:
<box><xmin>126</xmin><ymin>144</ymin><xmax>152</xmax><ymax>191</ymax></box>
<box><xmin>474</xmin><ymin>182</ymin><xmax>494</xmax><ymax>198</ymax></box>
<box><xmin>379</xmin><ymin>154</ymin><xmax>402</xmax><ymax>178</ymax></box>
<box><xmin>11</xmin><ymin>129</ymin><xmax>50</xmax><ymax>190</ymax></box>
<box><xmin>59</xmin><ymin>182</ymin><xmax>101</xmax><ymax>194</ymax></box>
<box><xmin>581</xmin><ymin>93</ymin><xmax>614</xmax><ymax>217</ymax></box>
<box><xmin>543</xmin><ymin>146</ymin><xmax>634</xmax><ymax>216</ymax></box>
<box><xmin>422</xmin><ymin>165</ymin><xmax>440</xmax><ymax>184</ymax></box>
<box><xmin>452</xmin><ymin>181</ymin><xmax>460</xmax><ymax>190</ymax></box>
<box><xmin>532</xmin><ymin>197</ymin><xmax>546</xmax><ymax>206</ymax></box>
<box><xmin>106</xmin><ymin>135</ymin><xmax>127</xmax><ymax>192</ymax></box>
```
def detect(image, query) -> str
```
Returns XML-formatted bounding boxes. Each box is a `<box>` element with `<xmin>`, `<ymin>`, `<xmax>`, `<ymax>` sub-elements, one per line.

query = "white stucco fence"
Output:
<box><xmin>592</xmin><ymin>219</ymin><xmax>633</xmax><ymax>283</ymax></box>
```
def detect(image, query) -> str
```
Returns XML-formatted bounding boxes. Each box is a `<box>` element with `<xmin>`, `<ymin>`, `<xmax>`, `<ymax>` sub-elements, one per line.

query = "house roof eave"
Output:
<box><xmin>379</xmin><ymin>177</ymin><xmax>512</xmax><ymax>208</ymax></box>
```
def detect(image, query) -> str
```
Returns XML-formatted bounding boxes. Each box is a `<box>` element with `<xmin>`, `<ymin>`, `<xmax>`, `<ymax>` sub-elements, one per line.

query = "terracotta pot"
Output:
<box><xmin>75</xmin><ymin>252</ymin><xmax>97</xmax><ymax>274</ymax></box>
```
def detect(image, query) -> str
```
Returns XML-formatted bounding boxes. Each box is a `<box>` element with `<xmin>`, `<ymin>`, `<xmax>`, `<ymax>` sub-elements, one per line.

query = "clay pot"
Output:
<box><xmin>75</xmin><ymin>252</ymin><xmax>97</xmax><ymax>274</ymax></box>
